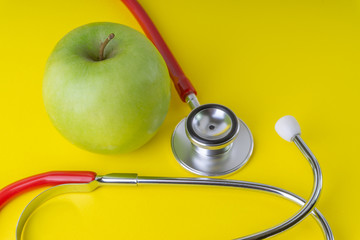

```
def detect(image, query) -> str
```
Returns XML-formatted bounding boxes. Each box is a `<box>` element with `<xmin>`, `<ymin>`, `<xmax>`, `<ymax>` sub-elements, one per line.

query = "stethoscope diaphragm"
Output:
<box><xmin>172</xmin><ymin>103</ymin><xmax>254</xmax><ymax>176</ymax></box>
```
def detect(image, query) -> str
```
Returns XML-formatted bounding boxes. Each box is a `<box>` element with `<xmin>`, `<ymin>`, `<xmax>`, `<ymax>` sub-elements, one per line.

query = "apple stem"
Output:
<box><xmin>99</xmin><ymin>33</ymin><xmax>115</xmax><ymax>61</ymax></box>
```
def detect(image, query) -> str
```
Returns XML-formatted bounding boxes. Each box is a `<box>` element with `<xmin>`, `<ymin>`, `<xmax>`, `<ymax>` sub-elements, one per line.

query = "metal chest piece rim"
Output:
<box><xmin>171</xmin><ymin>103</ymin><xmax>254</xmax><ymax>176</ymax></box>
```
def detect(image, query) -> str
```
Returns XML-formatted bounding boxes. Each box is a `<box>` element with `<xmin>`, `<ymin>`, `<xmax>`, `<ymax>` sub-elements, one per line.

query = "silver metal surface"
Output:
<box><xmin>16</xmin><ymin>174</ymin><xmax>333</xmax><ymax>240</ymax></box>
<box><xmin>96</xmin><ymin>173</ymin><xmax>138</xmax><ymax>184</ymax></box>
<box><xmin>185</xmin><ymin>105</ymin><xmax>240</xmax><ymax>153</ymax></box>
<box><xmin>190</xmin><ymin>107</ymin><xmax>233</xmax><ymax>141</ymax></box>
<box><xmin>185</xmin><ymin>93</ymin><xmax>200</xmax><ymax>109</ymax></box>
<box><xmin>172</xmin><ymin>118</ymin><xmax>253</xmax><ymax>176</ymax></box>
<box><xmin>15</xmin><ymin>136</ymin><xmax>332</xmax><ymax>240</ymax></box>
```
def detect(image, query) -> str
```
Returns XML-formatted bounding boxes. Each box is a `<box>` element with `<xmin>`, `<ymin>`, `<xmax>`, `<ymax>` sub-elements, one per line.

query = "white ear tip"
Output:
<box><xmin>275</xmin><ymin>115</ymin><xmax>301</xmax><ymax>142</ymax></box>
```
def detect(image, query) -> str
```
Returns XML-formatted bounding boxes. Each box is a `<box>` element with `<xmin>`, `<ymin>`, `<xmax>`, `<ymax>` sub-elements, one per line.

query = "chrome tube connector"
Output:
<box><xmin>96</xmin><ymin>173</ymin><xmax>138</xmax><ymax>185</ymax></box>
<box><xmin>185</xmin><ymin>93</ymin><xmax>200</xmax><ymax>110</ymax></box>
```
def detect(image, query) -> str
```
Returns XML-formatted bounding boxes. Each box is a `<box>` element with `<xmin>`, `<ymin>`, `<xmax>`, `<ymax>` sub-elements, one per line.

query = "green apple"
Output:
<box><xmin>43</xmin><ymin>22</ymin><xmax>171</xmax><ymax>154</ymax></box>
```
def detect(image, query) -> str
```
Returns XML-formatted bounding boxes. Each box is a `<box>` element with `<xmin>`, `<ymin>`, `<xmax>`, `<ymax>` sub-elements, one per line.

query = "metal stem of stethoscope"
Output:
<box><xmin>185</xmin><ymin>93</ymin><xmax>200</xmax><ymax>109</ymax></box>
<box><xmin>17</xmin><ymin>178</ymin><xmax>334</xmax><ymax>239</ymax></box>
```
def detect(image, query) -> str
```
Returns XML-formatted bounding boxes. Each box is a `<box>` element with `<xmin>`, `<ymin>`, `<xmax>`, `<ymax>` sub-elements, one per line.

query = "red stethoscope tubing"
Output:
<box><xmin>0</xmin><ymin>0</ymin><xmax>192</xmax><ymax>210</ymax></box>
<box><xmin>121</xmin><ymin>0</ymin><xmax>197</xmax><ymax>102</ymax></box>
<box><xmin>0</xmin><ymin>171</ymin><xmax>96</xmax><ymax>209</ymax></box>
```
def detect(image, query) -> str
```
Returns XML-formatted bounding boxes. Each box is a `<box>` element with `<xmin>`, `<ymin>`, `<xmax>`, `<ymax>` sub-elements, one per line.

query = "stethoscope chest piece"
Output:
<box><xmin>172</xmin><ymin>104</ymin><xmax>254</xmax><ymax>176</ymax></box>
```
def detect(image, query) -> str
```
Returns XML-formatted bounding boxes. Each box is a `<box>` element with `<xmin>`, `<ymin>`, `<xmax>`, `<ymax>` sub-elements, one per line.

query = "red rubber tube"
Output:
<box><xmin>121</xmin><ymin>0</ymin><xmax>197</xmax><ymax>102</ymax></box>
<box><xmin>0</xmin><ymin>171</ymin><xmax>96</xmax><ymax>209</ymax></box>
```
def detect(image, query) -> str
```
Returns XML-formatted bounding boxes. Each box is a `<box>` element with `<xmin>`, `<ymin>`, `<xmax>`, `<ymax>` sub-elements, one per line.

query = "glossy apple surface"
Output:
<box><xmin>43</xmin><ymin>22</ymin><xmax>171</xmax><ymax>154</ymax></box>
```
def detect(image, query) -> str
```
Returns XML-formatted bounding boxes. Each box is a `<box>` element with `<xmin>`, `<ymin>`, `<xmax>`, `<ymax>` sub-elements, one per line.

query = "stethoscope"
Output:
<box><xmin>0</xmin><ymin>0</ymin><xmax>334</xmax><ymax>239</ymax></box>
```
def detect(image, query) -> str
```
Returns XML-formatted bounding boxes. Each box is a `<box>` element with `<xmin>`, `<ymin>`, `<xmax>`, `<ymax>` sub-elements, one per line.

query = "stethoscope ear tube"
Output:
<box><xmin>0</xmin><ymin>171</ymin><xmax>96</xmax><ymax>210</ymax></box>
<box><xmin>121</xmin><ymin>0</ymin><xmax>197</xmax><ymax>102</ymax></box>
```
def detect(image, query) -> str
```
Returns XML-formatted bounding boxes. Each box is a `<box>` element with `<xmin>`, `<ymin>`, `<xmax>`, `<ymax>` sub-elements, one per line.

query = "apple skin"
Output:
<box><xmin>43</xmin><ymin>22</ymin><xmax>171</xmax><ymax>154</ymax></box>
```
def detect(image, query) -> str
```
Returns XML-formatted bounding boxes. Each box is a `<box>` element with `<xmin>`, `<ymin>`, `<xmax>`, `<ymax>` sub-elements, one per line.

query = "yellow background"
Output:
<box><xmin>0</xmin><ymin>0</ymin><xmax>359</xmax><ymax>239</ymax></box>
